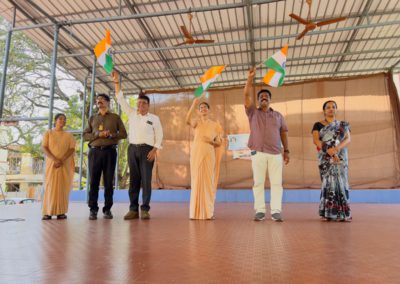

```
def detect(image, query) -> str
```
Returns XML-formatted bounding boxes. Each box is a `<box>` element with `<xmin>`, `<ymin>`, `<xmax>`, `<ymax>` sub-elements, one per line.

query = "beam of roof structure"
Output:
<box><xmin>122</xmin><ymin>0</ymin><xmax>181</xmax><ymax>87</ymax></box>
<box><xmin>390</xmin><ymin>59</ymin><xmax>400</xmax><ymax>71</ymax></box>
<box><xmin>120</xmin><ymin>67</ymin><xmax>395</xmax><ymax>84</ymax></box>
<box><xmin>15</xmin><ymin>8</ymin><xmax>400</xmax><ymax>43</ymax></box>
<box><xmin>245</xmin><ymin>0</ymin><xmax>256</xmax><ymax>67</ymax></box>
<box><xmin>6</xmin><ymin>0</ymin><xmax>113</xmax><ymax>90</ymax></box>
<box><xmin>56</xmin><ymin>19</ymin><xmax>400</xmax><ymax>59</ymax></box>
<box><xmin>333</xmin><ymin>0</ymin><xmax>374</xmax><ymax>74</ymax></box>
<box><xmin>117</xmin><ymin>67</ymin><xmax>397</xmax><ymax>91</ymax></box>
<box><xmin>108</xmin><ymin>56</ymin><xmax>400</xmax><ymax>79</ymax></box>
<box><xmin>0</xmin><ymin>0</ymin><xmax>398</xmax><ymax>92</ymax></box>
<box><xmin>22</xmin><ymin>0</ymin><xmax>142</xmax><ymax>90</ymax></box>
<box><xmin>10</xmin><ymin>0</ymin><xmax>284</xmax><ymax>32</ymax></box>
<box><xmin>65</xmin><ymin>35</ymin><xmax>400</xmax><ymax>71</ymax></box>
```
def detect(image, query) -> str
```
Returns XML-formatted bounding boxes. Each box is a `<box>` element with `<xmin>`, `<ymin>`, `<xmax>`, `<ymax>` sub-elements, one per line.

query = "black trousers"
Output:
<box><xmin>128</xmin><ymin>144</ymin><xmax>154</xmax><ymax>212</ymax></box>
<box><xmin>88</xmin><ymin>147</ymin><xmax>117</xmax><ymax>213</ymax></box>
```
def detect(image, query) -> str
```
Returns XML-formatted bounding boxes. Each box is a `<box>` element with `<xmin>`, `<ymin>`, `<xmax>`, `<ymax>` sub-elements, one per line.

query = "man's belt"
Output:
<box><xmin>130</xmin><ymin>143</ymin><xmax>150</xmax><ymax>147</ymax></box>
<box><xmin>89</xmin><ymin>145</ymin><xmax>117</xmax><ymax>150</ymax></box>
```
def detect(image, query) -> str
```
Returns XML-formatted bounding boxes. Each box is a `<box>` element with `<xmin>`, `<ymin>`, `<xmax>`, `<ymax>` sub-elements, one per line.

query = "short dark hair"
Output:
<box><xmin>54</xmin><ymin>113</ymin><xmax>66</xmax><ymax>126</ymax></box>
<box><xmin>97</xmin><ymin>93</ymin><xmax>110</xmax><ymax>102</ymax></box>
<box><xmin>257</xmin><ymin>89</ymin><xmax>272</xmax><ymax>100</ymax></box>
<box><xmin>323</xmin><ymin>100</ymin><xmax>337</xmax><ymax>110</ymax></box>
<box><xmin>138</xmin><ymin>94</ymin><xmax>150</xmax><ymax>104</ymax></box>
<box><xmin>199</xmin><ymin>102</ymin><xmax>210</xmax><ymax>109</ymax></box>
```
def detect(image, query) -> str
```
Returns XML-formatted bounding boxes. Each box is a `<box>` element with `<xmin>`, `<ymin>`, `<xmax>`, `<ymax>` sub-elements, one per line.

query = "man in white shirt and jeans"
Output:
<box><xmin>112</xmin><ymin>71</ymin><xmax>163</xmax><ymax>220</ymax></box>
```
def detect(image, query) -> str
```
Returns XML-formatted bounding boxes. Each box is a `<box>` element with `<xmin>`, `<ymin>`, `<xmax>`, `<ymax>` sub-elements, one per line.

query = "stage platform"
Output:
<box><xmin>70</xmin><ymin>189</ymin><xmax>400</xmax><ymax>203</ymax></box>
<box><xmin>1</xmin><ymin>202</ymin><xmax>400</xmax><ymax>283</ymax></box>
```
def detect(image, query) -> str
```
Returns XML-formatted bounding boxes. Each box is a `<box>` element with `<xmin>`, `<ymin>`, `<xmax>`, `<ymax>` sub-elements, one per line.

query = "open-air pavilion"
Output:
<box><xmin>0</xmin><ymin>0</ymin><xmax>400</xmax><ymax>282</ymax></box>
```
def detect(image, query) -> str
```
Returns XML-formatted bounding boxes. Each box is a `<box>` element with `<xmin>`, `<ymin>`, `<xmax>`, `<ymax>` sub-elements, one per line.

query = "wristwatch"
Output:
<box><xmin>284</xmin><ymin>149</ymin><xmax>290</xmax><ymax>153</ymax></box>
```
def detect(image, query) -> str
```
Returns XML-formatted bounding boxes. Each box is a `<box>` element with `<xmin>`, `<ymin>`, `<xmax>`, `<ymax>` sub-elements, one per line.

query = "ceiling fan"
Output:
<box><xmin>175</xmin><ymin>12</ymin><xmax>214</xmax><ymax>46</ymax></box>
<box><xmin>289</xmin><ymin>0</ymin><xmax>347</xmax><ymax>40</ymax></box>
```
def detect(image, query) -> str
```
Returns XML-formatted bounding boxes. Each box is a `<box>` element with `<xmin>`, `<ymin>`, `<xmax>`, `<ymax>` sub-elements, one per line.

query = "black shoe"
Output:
<box><xmin>57</xmin><ymin>214</ymin><xmax>67</xmax><ymax>220</ymax></box>
<box><xmin>89</xmin><ymin>211</ymin><xmax>97</xmax><ymax>220</ymax></box>
<box><xmin>103</xmin><ymin>210</ymin><xmax>113</xmax><ymax>219</ymax></box>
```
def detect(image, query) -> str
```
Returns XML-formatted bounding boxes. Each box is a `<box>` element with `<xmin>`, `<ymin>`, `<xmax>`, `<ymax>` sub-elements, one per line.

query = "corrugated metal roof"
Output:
<box><xmin>1</xmin><ymin>0</ymin><xmax>399</xmax><ymax>94</ymax></box>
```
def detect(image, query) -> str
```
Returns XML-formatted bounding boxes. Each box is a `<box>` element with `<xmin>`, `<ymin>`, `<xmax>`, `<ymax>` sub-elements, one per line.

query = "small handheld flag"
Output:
<box><xmin>262</xmin><ymin>44</ymin><xmax>288</xmax><ymax>87</ymax></box>
<box><xmin>194</xmin><ymin>66</ymin><xmax>225</xmax><ymax>97</ymax></box>
<box><xmin>94</xmin><ymin>30</ymin><xmax>113</xmax><ymax>74</ymax></box>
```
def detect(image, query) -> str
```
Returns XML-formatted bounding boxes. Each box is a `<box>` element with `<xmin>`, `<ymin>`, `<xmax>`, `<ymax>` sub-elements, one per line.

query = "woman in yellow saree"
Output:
<box><xmin>186</xmin><ymin>97</ymin><xmax>223</xmax><ymax>220</ymax></box>
<box><xmin>41</xmin><ymin>113</ymin><xmax>76</xmax><ymax>220</ymax></box>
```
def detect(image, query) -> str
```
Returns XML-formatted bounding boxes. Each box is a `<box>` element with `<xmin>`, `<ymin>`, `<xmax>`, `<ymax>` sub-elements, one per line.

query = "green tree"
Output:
<box><xmin>0</xmin><ymin>16</ymin><xmax>86</xmax><ymax>180</ymax></box>
<box><xmin>0</xmin><ymin>16</ymin><xmax>133</xmax><ymax>189</ymax></box>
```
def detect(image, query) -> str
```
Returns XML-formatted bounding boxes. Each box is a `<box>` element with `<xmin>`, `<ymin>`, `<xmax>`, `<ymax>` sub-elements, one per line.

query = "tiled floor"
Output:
<box><xmin>0</xmin><ymin>202</ymin><xmax>399</xmax><ymax>283</ymax></box>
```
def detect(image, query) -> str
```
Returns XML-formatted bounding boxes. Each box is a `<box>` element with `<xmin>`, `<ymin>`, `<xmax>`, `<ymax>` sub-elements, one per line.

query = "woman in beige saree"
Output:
<box><xmin>186</xmin><ymin>98</ymin><xmax>223</xmax><ymax>220</ymax></box>
<box><xmin>41</xmin><ymin>113</ymin><xmax>76</xmax><ymax>220</ymax></box>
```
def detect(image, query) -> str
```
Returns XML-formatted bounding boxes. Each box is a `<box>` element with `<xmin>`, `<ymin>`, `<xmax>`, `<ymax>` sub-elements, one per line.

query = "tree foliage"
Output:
<box><xmin>0</xmin><ymin>16</ymin><xmax>132</xmax><ymax>189</ymax></box>
<box><xmin>0</xmin><ymin>17</ymin><xmax>86</xmax><ymax>181</ymax></box>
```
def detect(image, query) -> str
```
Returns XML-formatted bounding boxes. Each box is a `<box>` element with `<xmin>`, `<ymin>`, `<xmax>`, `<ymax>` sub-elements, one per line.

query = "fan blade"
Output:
<box><xmin>193</xmin><ymin>39</ymin><xmax>214</xmax><ymax>44</ymax></box>
<box><xmin>296</xmin><ymin>28</ymin><xmax>309</xmax><ymax>40</ymax></box>
<box><xmin>316</xmin><ymin>17</ymin><xmax>346</xmax><ymax>27</ymax></box>
<box><xmin>180</xmin><ymin>25</ymin><xmax>193</xmax><ymax>40</ymax></box>
<box><xmin>174</xmin><ymin>42</ymin><xmax>187</xmax><ymax>46</ymax></box>
<box><xmin>289</xmin><ymin>13</ymin><xmax>309</xmax><ymax>25</ymax></box>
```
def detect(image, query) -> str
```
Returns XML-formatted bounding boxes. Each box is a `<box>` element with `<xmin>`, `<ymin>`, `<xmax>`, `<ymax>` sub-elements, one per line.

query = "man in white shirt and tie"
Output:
<box><xmin>112</xmin><ymin>71</ymin><xmax>163</xmax><ymax>220</ymax></box>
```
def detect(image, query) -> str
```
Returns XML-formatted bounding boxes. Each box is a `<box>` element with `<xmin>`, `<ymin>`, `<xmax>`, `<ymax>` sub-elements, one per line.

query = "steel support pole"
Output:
<box><xmin>88</xmin><ymin>56</ymin><xmax>97</xmax><ymax>118</ymax></box>
<box><xmin>78</xmin><ymin>77</ymin><xmax>88</xmax><ymax>190</ymax></box>
<box><xmin>86</xmin><ymin>56</ymin><xmax>96</xmax><ymax>198</ymax></box>
<box><xmin>114</xmin><ymin>75</ymin><xmax>122</xmax><ymax>190</ymax></box>
<box><xmin>47</xmin><ymin>24</ymin><xmax>60</xmax><ymax>129</ymax></box>
<box><xmin>0</xmin><ymin>7</ymin><xmax>16</xmax><ymax>120</ymax></box>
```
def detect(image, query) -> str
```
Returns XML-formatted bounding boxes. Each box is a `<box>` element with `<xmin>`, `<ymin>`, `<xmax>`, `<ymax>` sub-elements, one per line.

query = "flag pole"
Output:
<box><xmin>255</xmin><ymin>61</ymin><xmax>264</xmax><ymax>68</ymax></box>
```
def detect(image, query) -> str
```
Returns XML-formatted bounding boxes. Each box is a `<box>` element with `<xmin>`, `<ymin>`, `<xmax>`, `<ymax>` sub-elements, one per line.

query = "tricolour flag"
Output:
<box><xmin>263</xmin><ymin>44</ymin><xmax>288</xmax><ymax>87</ymax></box>
<box><xmin>194</xmin><ymin>65</ymin><xmax>225</xmax><ymax>97</ymax></box>
<box><xmin>94</xmin><ymin>30</ymin><xmax>113</xmax><ymax>74</ymax></box>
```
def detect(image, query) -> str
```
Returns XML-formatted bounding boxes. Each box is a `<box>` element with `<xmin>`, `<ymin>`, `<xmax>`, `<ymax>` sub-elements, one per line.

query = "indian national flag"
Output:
<box><xmin>194</xmin><ymin>66</ymin><xmax>225</xmax><ymax>97</ymax></box>
<box><xmin>263</xmin><ymin>44</ymin><xmax>288</xmax><ymax>87</ymax></box>
<box><xmin>94</xmin><ymin>30</ymin><xmax>113</xmax><ymax>74</ymax></box>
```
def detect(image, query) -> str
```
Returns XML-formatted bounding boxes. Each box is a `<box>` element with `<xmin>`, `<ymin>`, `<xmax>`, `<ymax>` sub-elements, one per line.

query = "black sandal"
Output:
<box><xmin>42</xmin><ymin>215</ymin><xmax>51</xmax><ymax>220</ymax></box>
<box><xmin>57</xmin><ymin>214</ymin><xmax>67</xmax><ymax>219</ymax></box>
